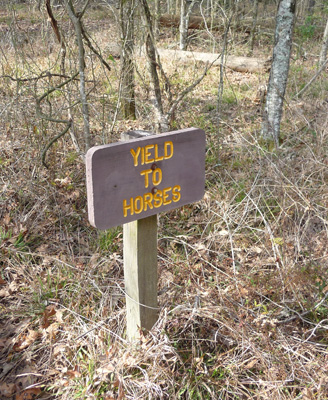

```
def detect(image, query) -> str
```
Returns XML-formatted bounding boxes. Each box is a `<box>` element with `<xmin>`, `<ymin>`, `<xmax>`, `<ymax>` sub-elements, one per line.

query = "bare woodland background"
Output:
<box><xmin>1</xmin><ymin>0</ymin><xmax>328</xmax><ymax>399</ymax></box>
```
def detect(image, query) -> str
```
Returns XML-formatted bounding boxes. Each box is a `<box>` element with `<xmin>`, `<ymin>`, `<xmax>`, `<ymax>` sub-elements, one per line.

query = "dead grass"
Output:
<box><xmin>1</xmin><ymin>2</ymin><xmax>328</xmax><ymax>399</ymax></box>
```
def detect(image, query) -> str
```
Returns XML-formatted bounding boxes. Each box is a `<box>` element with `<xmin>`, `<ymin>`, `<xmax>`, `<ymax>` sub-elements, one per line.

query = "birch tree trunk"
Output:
<box><xmin>179</xmin><ymin>0</ymin><xmax>188</xmax><ymax>50</ymax></box>
<box><xmin>261</xmin><ymin>0</ymin><xmax>296</xmax><ymax>147</ymax></box>
<box><xmin>119</xmin><ymin>0</ymin><xmax>136</xmax><ymax>120</ymax></box>
<box><xmin>319</xmin><ymin>18</ymin><xmax>328</xmax><ymax>67</ymax></box>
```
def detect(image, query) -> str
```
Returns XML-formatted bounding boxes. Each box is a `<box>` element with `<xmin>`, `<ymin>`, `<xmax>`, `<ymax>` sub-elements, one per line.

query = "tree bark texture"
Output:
<box><xmin>120</xmin><ymin>0</ymin><xmax>136</xmax><ymax>120</ymax></box>
<box><xmin>261</xmin><ymin>0</ymin><xmax>296</xmax><ymax>147</ymax></box>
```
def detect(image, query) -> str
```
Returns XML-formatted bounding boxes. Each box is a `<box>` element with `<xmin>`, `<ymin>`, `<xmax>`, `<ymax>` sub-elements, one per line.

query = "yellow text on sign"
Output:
<box><xmin>140</xmin><ymin>168</ymin><xmax>162</xmax><ymax>188</ymax></box>
<box><xmin>123</xmin><ymin>185</ymin><xmax>181</xmax><ymax>217</ymax></box>
<box><xmin>130</xmin><ymin>141</ymin><xmax>174</xmax><ymax>167</ymax></box>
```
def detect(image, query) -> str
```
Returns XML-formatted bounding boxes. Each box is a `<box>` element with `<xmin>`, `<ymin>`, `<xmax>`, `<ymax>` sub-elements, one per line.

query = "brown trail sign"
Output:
<box><xmin>86</xmin><ymin>128</ymin><xmax>205</xmax><ymax>229</ymax></box>
<box><xmin>86</xmin><ymin>128</ymin><xmax>205</xmax><ymax>340</ymax></box>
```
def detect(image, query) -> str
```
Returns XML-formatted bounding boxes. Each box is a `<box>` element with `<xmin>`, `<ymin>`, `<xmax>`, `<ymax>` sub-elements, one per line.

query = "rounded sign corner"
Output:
<box><xmin>85</xmin><ymin>146</ymin><xmax>98</xmax><ymax>165</ymax></box>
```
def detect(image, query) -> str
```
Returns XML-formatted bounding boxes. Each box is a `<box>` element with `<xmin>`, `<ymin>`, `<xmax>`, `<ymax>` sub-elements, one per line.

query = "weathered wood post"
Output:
<box><xmin>86</xmin><ymin>128</ymin><xmax>205</xmax><ymax>342</ymax></box>
<box><xmin>121</xmin><ymin>131</ymin><xmax>158</xmax><ymax>340</ymax></box>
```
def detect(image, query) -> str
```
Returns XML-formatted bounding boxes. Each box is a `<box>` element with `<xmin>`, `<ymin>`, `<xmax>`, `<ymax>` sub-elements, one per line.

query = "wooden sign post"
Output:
<box><xmin>86</xmin><ymin>128</ymin><xmax>205</xmax><ymax>341</ymax></box>
<box><xmin>121</xmin><ymin>131</ymin><xmax>158</xmax><ymax>340</ymax></box>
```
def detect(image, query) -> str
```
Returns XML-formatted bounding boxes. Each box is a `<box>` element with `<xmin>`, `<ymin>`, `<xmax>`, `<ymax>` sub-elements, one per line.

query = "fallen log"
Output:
<box><xmin>155</xmin><ymin>48</ymin><xmax>270</xmax><ymax>73</ymax></box>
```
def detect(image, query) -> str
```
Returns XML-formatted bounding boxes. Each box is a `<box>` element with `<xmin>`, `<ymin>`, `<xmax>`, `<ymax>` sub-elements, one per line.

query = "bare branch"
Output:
<box><xmin>79</xmin><ymin>0</ymin><xmax>91</xmax><ymax>20</ymax></box>
<box><xmin>36</xmin><ymin>72</ymin><xmax>79</xmax><ymax>107</ymax></box>
<box><xmin>64</xmin><ymin>0</ymin><xmax>91</xmax><ymax>150</ymax></box>
<box><xmin>41</xmin><ymin>121</ymin><xmax>72</xmax><ymax>169</ymax></box>
<box><xmin>0</xmin><ymin>72</ymin><xmax>79</xmax><ymax>82</ymax></box>
<box><xmin>294</xmin><ymin>58</ymin><xmax>328</xmax><ymax>99</ymax></box>
<box><xmin>36</xmin><ymin>72</ymin><xmax>79</xmax><ymax>168</ymax></box>
<box><xmin>80</xmin><ymin>24</ymin><xmax>111</xmax><ymax>72</ymax></box>
<box><xmin>167</xmin><ymin>60</ymin><xmax>212</xmax><ymax>119</ymax></box>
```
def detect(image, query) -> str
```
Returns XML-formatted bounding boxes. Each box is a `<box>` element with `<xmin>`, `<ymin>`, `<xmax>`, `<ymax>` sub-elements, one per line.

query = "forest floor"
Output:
<box><xmin>1</xmin><ymin>2</ymin><xmax>328</xmax><ymax>400</ymax></box>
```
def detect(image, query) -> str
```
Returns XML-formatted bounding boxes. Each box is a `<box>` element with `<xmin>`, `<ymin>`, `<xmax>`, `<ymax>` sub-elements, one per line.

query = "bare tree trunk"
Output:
<box><xmin>319</xmin><ymin>18</ymin><xmax>328</xmax><ymax>66</ymax></box>
<box><xmin>139</xmin><ymin>0</ymin><xmax>169</xmax><ymax>132</ymax></box>
<box><xmin>206</xmin><ymin>0</ymin><xmax>211</xmax><ymax>18</ymax></box>
<box><xmin>64</xmin><ymin>0</ymin><xmax>91</xmax><ymax>151</ymax></box>
<box><xmin>46</xmin><ymin>0</ymin><xmax>81</xmax><ymax>156</ymax></box>
<box><xmin>261</xmin><ymin>0</ymin><xmax>296</xmax><ymax>147</ymax></box>
<box><xmin>119</xmin><ymin>0</ymin><xmax>136</xmax><ymax>120</ymax></box>
<box><xmin>138</xmin><ymin>0</ymin><xmax>216</xmax><ymax>132</ymax></box>
<box><xmin>146</xmin><ymin>33</ymin><xmax>168</xmax><ymax>131</ymax></box>
<box><xmin>167</xmin><ymin>0</ymin><xmax>171</xmax><ymax>14</ymax></box>
<box><xmin>179</xmin><ymin>0</ymin><xmax>197</xmax><ymax>50</ymax></box>
<box><xmin>175</xmin><ymin>0</ymin><xmax>179</xmax><ymax>15</ymax></box>
<box><xmin>154</xmin><ymin>0</ymin><xmax>161</xmax><ymax>38</ymax></box>
<box><xmin>249</xmin><ymin>0</ymin><xmax>259</xmax><ymax>54</ymax></box>
<box><xmin>217</xmin><ymin>17</ymin><xmax>231</xmax><ymax>164</ymax></box>
<box><xmin>179</xmin><ymin>0</ymin><xmax>188</xmax><ymax>50</ymax></box>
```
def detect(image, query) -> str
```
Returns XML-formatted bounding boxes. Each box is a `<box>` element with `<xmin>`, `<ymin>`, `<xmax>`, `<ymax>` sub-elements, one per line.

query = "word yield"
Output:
<box><xmin>123</xmin><ymin>141</ymin><xmax>181</xmax><ymax>217</ymax></box>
